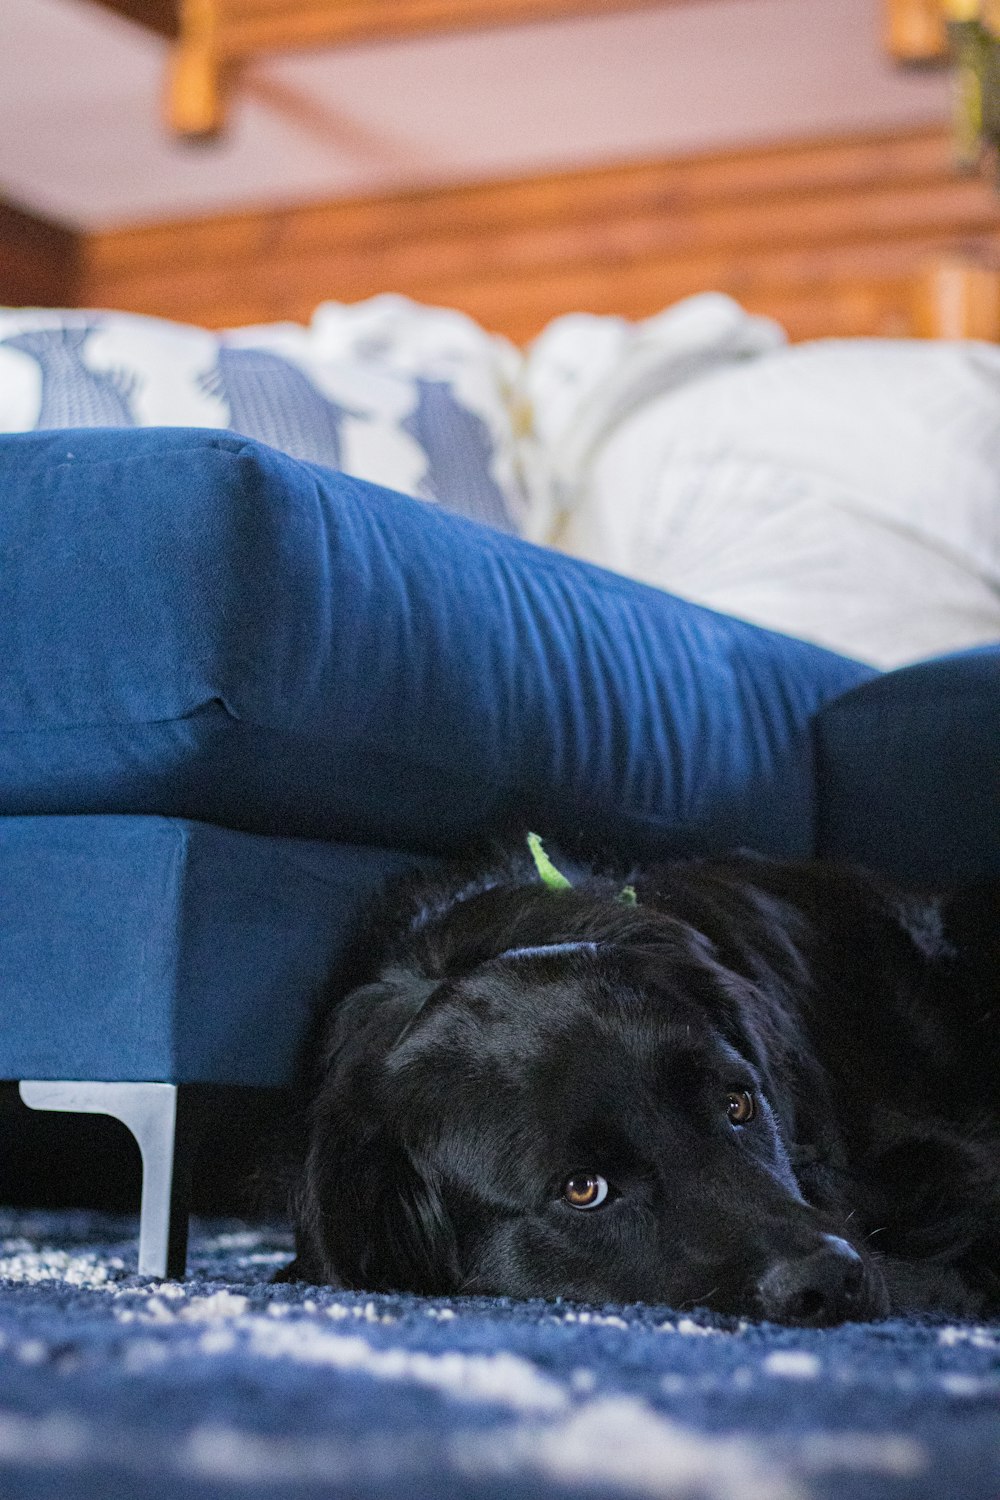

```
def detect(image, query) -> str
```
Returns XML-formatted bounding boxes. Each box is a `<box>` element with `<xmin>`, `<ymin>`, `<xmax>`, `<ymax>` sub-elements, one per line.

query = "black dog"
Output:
<box><xmin>283</xmin><ymin>846</ymin><xmax>1000</xmax><ymax>1325</ymax></box>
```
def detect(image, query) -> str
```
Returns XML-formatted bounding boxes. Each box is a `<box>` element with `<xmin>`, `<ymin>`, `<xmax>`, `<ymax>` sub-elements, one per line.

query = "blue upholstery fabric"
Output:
<box><xmin>816</xmin><ymin>646</ymin><xmax>1000</xmax><ymax>885</ymax></box>
<box><xmin>0</xmin><ymin>815</ymin><xmax>421</xmax><ymax>1084</ymax></box>
<box><xmin>0</xmin><ymin>428</ymin><xmax>873</xmax><ymax>861</ymax></box>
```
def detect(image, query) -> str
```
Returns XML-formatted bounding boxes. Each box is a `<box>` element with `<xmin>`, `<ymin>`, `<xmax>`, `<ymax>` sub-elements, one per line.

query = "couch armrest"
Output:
<box><xmin>815</xmin><ymin>646</ymin><xmax>1000</xmax><ymax>884</ymax></box>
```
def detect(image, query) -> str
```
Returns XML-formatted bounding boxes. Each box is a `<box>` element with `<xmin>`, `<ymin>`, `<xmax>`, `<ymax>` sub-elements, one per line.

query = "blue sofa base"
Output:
<box><xmin>0</xmin><ymin>814</ymin><xmax>422</xmax><ymax>1086</ymax></box>
<box><xmin>1</xmin><ymin>813</ymin><xmax>426</xmax><ymax>1276</ymax></box>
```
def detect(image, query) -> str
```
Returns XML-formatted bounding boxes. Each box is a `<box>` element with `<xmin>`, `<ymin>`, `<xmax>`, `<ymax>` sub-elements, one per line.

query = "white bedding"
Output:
<box><xmin>525</xmin><ymin>296</ymin><xmax>1000</xmax><ymax>668</ymax></box>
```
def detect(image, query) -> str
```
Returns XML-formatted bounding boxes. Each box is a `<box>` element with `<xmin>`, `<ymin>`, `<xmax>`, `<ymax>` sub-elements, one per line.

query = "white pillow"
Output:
<box><xmin>539</xmin><ymin>308</ymin><xmax>1000</xmax><ymax>668</ymax></box>
<box><xmin>0</xmin><ymin>296</ymin><xmax>532</xmax><ymax>536</ymax></box>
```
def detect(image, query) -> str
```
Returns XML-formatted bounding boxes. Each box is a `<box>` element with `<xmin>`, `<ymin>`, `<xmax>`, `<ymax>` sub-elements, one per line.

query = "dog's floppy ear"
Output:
<box><xmin>289</xmin><ymin>978</ymin><xmax>462</xmax><ymax>1294</ymax></box>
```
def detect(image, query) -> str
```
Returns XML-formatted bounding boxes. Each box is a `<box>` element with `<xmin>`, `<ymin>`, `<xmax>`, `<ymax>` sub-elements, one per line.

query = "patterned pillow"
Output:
<box><xmin>0</xmin><ymin>295</ymin><xmax>530</xmax><ymax>535</ymax></box>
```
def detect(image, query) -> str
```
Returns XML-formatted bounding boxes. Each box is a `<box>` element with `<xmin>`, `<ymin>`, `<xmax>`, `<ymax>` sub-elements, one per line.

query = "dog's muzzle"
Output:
<box><xmin>754</xmin><ymin>1234</ymin><xmax>877</xmax><ymax>1326</ymax></box>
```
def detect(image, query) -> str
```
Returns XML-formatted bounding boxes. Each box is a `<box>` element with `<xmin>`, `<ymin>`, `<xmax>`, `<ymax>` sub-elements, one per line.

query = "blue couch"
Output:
<box><xmin>2</xmin><ymin>428</ymin><xmax>995</xmax><ymax>1277</ymax></box>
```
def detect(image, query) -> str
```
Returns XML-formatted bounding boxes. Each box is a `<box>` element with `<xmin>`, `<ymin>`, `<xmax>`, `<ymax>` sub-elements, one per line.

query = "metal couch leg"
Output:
<box><xmin>18</xmin><ymin>1080</ymin><xmax>196</xmax><ymax>1279</ymax></box>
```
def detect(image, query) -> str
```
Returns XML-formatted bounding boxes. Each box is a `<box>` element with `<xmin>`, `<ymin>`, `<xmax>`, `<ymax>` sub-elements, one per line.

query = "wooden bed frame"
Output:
<box><xmin>80</xmin><ymin>123</ymin><xmax>1000</xmax><ymax>343</ymax></box>
<box><xmin>913</xmin><ymin>254</ymin><xmax>1000</xmax><ymax>338</ymax></box>
<box><xmin>3</xmin><ymin>124</ymin><xmax>1000</xmax><ymax>344</ymax></box>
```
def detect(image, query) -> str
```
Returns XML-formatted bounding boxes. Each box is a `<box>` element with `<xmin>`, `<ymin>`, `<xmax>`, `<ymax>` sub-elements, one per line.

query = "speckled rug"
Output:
<box><xmin>1</xmin><ymin>1210</ymin><xmax>998</xmax><ymax>1500</ymax></box>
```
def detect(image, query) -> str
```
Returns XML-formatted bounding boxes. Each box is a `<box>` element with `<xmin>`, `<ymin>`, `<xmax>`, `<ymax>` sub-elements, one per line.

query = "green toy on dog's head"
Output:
<box><xmin>526</xmin><ymin>831</ymin><xmax>573</xmax><ymax>891</ymax></box>
<box><xmin>527</xmin><ymin>832</ymin><xmax>637</xmax><ymax>905</ymax></box>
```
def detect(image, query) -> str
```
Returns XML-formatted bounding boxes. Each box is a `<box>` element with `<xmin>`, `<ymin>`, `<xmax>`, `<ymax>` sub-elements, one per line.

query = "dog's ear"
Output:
<box><xmin>290</xmin><ymin>975</ymin><xmax>462</xmax><ymax>1295</ymax></box>
<box><xmin>293</xmin><ymin>1088</ymin><xmax>461</xmax><ymax>1296</ymax></box>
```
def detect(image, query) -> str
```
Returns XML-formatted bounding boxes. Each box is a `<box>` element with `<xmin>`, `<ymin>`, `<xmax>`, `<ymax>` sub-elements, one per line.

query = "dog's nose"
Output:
<box><xmin>755</xmin><ymin>1235</ymin><xmax>866</xmax><ymax>1326</ymax></box>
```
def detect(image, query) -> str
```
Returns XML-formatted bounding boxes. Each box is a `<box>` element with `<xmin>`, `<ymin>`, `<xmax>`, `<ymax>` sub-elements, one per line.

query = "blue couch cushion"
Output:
<box><xmin>0</xmin><ymin>428</ymin><xmax>874</xmax><ymax>859</ymax></box>
<box><xmin>816</xmin><ymin>646</ymin><xmax>1000</xmax><ymax>885</ymax></box>
<box><xmin>0</xmin><ymin>815</ymin><xmax>422</xmax><ymax>1085</ymax></box>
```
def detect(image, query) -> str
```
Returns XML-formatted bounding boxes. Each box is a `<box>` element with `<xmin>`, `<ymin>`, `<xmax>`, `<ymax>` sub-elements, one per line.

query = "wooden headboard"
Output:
<box><xmin>4</xmin><ymin>123</ymin><xmax>1000</xmax><ymax>343</ymax></box>
<box><xmin>75</xmin><ymin>123</ymin><xmax>1000</xmax><ymax>343</ymax></box>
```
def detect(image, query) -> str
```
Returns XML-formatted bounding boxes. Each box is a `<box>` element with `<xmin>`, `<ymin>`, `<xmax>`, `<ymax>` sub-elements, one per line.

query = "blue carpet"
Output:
<box><xmin>0</xmin><ymin>1211</ymin><xmax>998</xmax><ymax>1499</ymax></box>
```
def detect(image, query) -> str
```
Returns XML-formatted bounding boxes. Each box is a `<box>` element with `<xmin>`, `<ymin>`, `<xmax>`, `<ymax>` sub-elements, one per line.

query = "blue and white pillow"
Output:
<box><xmin>0</xmin><ymin>296</ymin><xmax>531</xmax><ymax>536</ymax></box>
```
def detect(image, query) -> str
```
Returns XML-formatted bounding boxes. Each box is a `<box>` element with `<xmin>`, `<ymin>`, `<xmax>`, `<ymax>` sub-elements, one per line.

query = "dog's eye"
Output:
<box><xmin>562</xmin><ymin>1173</ymin><xmax>609</xmax><ymax>1210</ymax></box>
<box><xmin>726</xmin><ymin>1090</ymin><xmax>755</xmax><ymax>1125</ymax></box>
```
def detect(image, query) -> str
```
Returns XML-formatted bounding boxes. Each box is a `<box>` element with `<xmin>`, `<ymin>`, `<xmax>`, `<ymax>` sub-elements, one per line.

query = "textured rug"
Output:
<box><xmin>1</xmin><ymin>1211</ymin><xmax>999</xmax><ymax>1500</ymax></box>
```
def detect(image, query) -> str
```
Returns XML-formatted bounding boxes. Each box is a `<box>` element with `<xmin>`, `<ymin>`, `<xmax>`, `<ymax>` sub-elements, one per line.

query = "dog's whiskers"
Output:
<box><xmin>866</xmin><ymin>1226</ymin><xmax>888</xmax><ymax>1240</ymax></box>
<box><xmin>678</xmin><ymin>1286</ymin><xmax>719</xmax><ymax>1311</ymax></box>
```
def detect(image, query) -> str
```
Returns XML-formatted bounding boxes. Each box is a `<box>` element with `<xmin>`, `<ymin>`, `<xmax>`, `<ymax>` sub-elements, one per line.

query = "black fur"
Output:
<box><xmin>282</xmin><ymin>851</ymin><xmax>1000</xmax><ymax>1324</ymax></box>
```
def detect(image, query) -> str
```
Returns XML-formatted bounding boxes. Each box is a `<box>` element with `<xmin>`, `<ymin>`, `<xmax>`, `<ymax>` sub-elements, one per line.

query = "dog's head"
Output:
<box><xmin>290</xmin><ymin>868</ymin><xmax>889</xmax><ymax>1324</ymax></box>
